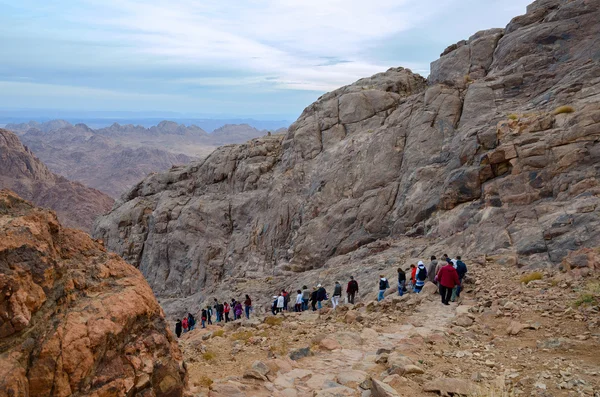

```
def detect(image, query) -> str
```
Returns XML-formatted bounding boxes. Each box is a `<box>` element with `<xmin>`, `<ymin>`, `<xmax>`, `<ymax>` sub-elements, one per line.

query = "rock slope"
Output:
<box><xmin>94</xmin><ymin>0</ymin><xmax>600</xmax><ymax>303</ymax></box>
<box><xmin>0</xmin><ymin>190</ymin><xmax>186</xmax><ymax>397</ymax></box>
<box><xmin>0</xmin><ymin>128</ymin><xmax>113</xmax><ymax>231</ymax></box>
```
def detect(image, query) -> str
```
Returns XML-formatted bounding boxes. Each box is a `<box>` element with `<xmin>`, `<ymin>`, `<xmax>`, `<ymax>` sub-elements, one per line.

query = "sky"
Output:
<box><xmin>0</xmin><ymin>0</ymin><xmax>531</xmax><ymax>121</ymax></box>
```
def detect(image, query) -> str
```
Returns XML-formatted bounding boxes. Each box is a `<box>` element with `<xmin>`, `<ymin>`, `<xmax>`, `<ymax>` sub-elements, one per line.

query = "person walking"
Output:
<box><xmin>316</xmin><ymin>284</ymin><xmax>327</xmax><ymax>309</ymax></box>
<box><xmin>271</xmin><ymin>296</ymin><xmax>278</xmax><ymax>315</ymax></box>
<box><xmin>409</xmin><ymin>264</ymin><xmax>417</xmax><ymax>292</ymax></box>
<box><xmin>452</xmin><ymin>256</ymin><xmax>468</xmax><ymax>301</ymax></box>
<box><xmin>332</xmin><ymin>281</ymin><xmax>342</xmax><ymax>309</ymax></box>
<box><xmin>397</xmin><ymin>267</ymin><xmax>406</xmax><ymax>296</ymax></box>
<box><xmin>347</xmin><ymin>276</ymin><xmax>359</xmax><ymax>304</ymax></box>
<box><xmin>182</xmin><ymin>316</ymin><xmax>189</xmax><ymax>333</ymax></box>
<box><xmin>234</xmin><ymin>301</ymin><xmax>243</xmax><ymax>320</ymax></box>
<box><xmin>231</xmin><ymin>299</ymin><xmax>238</xmax><ymax>320</ymax></box>
<box><xmin>201</xmin><ymin>308</ymin><xmax>207</xmax><ymax>328</ymax></box>
<box><xmin>414</xmin><ymin>261</ymin><xmax>427</xmax><ymax>293</ymax></box>
<box><xmin>301</xmin><ymin>286</ymin><xmax>310</xmax><ymax>311</ymax></box>
<box><xmin>187</xmin><ymin>313</ymin><xmax>196</xmax><ymax>331</ymax></box>
<box><xmin>310</xmin><ymin>287</ymin><xmax>318</xmax><ymax>311</ymax></box>
<box><xmin>437</xmin><ymin>260</ymin><xmax>460</xmax><ymax>305</ymax></box>
<box><xmin>295</xmin><ymin>290</ymin><xmax>303</xmax><ymax>312</ymax></box>
<box><xmin>175</xmin><ymin>319</ymin><xmax>182</xmax><ymax>338</ymax></box>
<box><xmin>427</xmin><ymin>256</ymin><xmax>438</xmax><ymax>283</ymax></box>
<box><xmin>378</xmin><ymin>275</ymin><xmax>389</xmax><ymax>301</ymax></box>
<box><xmin>276</xmin><ymin>293</ymin><xmax>285</xmax><ymax>313</ymax></box>
<box><xmin>281</xmin><ymin>290</ymin><xmax>289</xmax><ymax>311</ymax></box>
<box><xmin>244</xmin><ymin>295</ymin><xmax>252</xmax><ymax>319</ymax></box>
<box><xmin>217</xmin><ymin>301</ymin><xmax>224</xmax><ymax>322</ymax></box>
<box><xmin>206</xmin><ymin>305</ymin><xmax>213</xmax><ymax>325</ymax></box>
<box><xmin>223</xmin><ymin>302</ymin><xmax>231</xmax><ymax>322</ymax></box>
<box><xmin>213</xmin><ymin>298</ymin><xmax>221</xmax><ymax>322</ymax></box>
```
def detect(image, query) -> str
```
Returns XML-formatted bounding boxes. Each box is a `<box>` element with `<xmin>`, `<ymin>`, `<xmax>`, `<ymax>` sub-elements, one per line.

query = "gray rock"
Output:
<box><xmin>289</xmin><ymin>347</ymin><xmax>312</xmax><ymax>361</ymax></box>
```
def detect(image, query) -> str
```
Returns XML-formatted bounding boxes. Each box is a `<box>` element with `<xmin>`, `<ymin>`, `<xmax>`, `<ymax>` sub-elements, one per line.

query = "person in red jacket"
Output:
<box><xmin>410</xmin><ymin>264</ymin><xmax>417</xmax><ymax>292</ymax></box>
<box><xmin>437</xmin><ymin>261</ymin><xmax>460</xmax><ymax>305</ymax></box>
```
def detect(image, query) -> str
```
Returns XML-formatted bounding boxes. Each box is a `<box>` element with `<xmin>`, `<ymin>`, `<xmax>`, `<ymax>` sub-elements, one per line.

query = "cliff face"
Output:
<box><xmin>94</xmin><ymin>0</ymin><xmax>600</xmax><ymax>301</ymax></box>
<box><xmin>0</xmin><ymin>190</ymin><xmax>186</xmax><ymax>397</ymax></box>
<box><xmin>0</xmin><ymin>128</ymin><xmax>114</xmax><ymax>232</ymax></box>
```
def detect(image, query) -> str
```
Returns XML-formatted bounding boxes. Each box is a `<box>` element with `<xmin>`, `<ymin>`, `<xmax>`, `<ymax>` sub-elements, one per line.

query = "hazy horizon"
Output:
<box><xmin>1</xmin><ymin>0</ymin><xmax>531</xmax><ymax>120</ymax></box>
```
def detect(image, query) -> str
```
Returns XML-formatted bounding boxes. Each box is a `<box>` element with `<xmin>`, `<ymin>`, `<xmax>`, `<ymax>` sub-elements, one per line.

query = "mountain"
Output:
<box><xmin>0</xmin><ymin>190</ymin><xmax>185</xmax><ymax>396</ymax></box>
<box><xmin>94</xmin><ymin>0</ymin><xmax>600</xmax><ymax>314</ymax></box>
<box><xmin>6</xmin><ymin>120</ymin><xmax>282</xmax><ymax>198</ymax></box>
<box><xmin>0</xmin><ymin>128</ymin><xmax>113</xmax><ymax>231</ymax></box>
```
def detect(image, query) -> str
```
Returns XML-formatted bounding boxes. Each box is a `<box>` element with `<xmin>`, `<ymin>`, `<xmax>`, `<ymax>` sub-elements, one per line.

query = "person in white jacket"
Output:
<box><xmin>295</xmin><ymin>290</ymin><xmax>303</xmax><ymax>312</ymax></box>
<box><xmin>276</xmin><ymin>293</ymin><xmax>285</xmax><ymax>313</ymax></box>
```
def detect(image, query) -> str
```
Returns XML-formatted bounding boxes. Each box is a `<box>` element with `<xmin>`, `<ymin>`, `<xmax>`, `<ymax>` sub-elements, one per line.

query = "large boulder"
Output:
<box><xmin>0</xmin><ymin>190</ymin><xmax>186</xmax><ymax>396</ymax></box>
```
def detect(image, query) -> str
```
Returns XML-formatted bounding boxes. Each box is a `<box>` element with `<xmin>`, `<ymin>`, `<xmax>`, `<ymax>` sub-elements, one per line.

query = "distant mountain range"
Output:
<box><xmin>5</xmin><ymin>119</ymin><xmax>286</xmax><ymax>198</ymax></box>
<box><xmin>0</xmin><ymin>128</ymin><xmax>113</xmax><ymax>231</ymax></box>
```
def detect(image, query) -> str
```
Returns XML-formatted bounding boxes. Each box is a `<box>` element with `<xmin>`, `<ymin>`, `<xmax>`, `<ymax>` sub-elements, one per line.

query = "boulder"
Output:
<box><xmin>289</xmin><ymin>347</ymin><xmax>313</xmax><ymax>361</ymax></box>
<box><xmin>371</xmin><ymin>379</ymin><xmax>401</xmax><ymax>397</ymax></box>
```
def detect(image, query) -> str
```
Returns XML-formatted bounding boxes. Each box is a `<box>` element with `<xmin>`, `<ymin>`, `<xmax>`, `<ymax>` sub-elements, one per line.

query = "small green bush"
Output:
<box><xmin>520</xmin><ymin>271</ymin><xmax>543</xmax><ymax>284</ymax></box>
<box><xmin>264</xmin><ymin>316</ymin><xmax>284</xmax><ymax>326</ymax></box>
<box><xmin>212</xmin><ymin>329</ymin><xmax>224</xmax><ymax>338</ymax></box>
<box><xmin>507</xmin><ymin>114</ymin><xmax>519</xmax><ymax>120</ymax></box>
<box><xmin>574</xmin><ymin>294</ymin><xmax>596</xmax><ymax>307</ymax></box>
<box><xmin>231</xmin><ymin>330</ymin><xmax>253</xmax><ymax>341</ymax></box>
<box><xmin>197</xmin><ymin>376</ymin><xmax>213</xmax><ymax>388</ymax></box>
<box><xmin>202</xmin><ymin>351</ymin><xmax>216</xmax><ymax>361</ymax></box>
<box><xmin>553</xmin><ymin>105</ymin><xmax>575</xmax><ymax>115</ymax></box>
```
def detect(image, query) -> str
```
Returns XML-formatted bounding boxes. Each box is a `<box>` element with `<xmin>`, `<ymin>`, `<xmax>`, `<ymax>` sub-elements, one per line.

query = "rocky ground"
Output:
<box><xmin>176</xmin><ymin>257</ymin><xmax>599</xmax><ymax>397</ymax></box>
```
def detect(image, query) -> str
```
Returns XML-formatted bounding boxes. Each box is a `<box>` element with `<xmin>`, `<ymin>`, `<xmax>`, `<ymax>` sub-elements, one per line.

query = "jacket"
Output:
<box><xmin>182</xmin><ymin>317</ymin><xmax>188</xmax><ymax>328</ymax></box>
<box><xmin>201</xmin><ymin>309</ymin><xmax>207</xmax><ymax>320</ymax></box>
<box><xmin>244</xmin><ymin>297</ymin><xmax>252</xmax><ymax>307</ymax></box>
<box><xmin>437</xmin><ymin>264</ymin><xmax>460</xmax><ymax>288</ymax></box>
<box><xmin>333</xmin><ymin>284</ymin><xmax>342</xmax><ymax>296</ymax></box>
<box><xmin>310</xmin><ymin>290</ymin><xmax>318</xmax><ymax>302</ymax></box>
<box><xmin>188</xmin><ymin>314</ymin><xmax>195</xmax><ymax>326</ymax></box>
<box><xmin>410</xmin><ymin>267</ymin><xmax>417</xmax><ymax>283</ymax></box>
<box><xmin>175</xmin><ymin>321</ymin><xmax>182</xmax><ymax>335</ymax></box>
<box><xmin>317</xmin><ymin>287</ymin><xmax>327</xmax><ymax>301</ymax></box>
<box><xmin>379</xmin><ymin>278</ymin><xmax>389</xmax><ymax>291</ymax></box>
<box><xmin>347</xmin><ymin>280</ymin><xmax>359</xmax><ymax>293</ymax></box>
<box><xmin>427</xmin><ymin>260</ymin><xmax>438</xmax><ymax>282</ymax></box>
<box><xmin>416</xmin><ymin>263</ymin><xmax>427</xmax><ymax>282</ymax></box>
<box><xmin>277</xmin><ymin>296</ymin><xmax>285</xmax><ymax>308</ymax></box>
<box><xmin>456</xmin><ymin>260</ymin><xmax>468</xmax><ymax>279</ymax></box>
<box><xmin>302</xmin><ymin>289</ymin><xmax>311</xmax><ymax>300</ymax></box>
<box><xmin>223</xmin><ymin>303</ymin><xmax>230</xmax><ymax>313</ymax></box>
<box><xmin>398</xmin><ymin>271</ymin><xmax>406</xmax><ymax>283</ymax></box>
<box><xmin>296</xmin><ymin>293</ymin><xmax>303</xmax><ymax>304</ymax></box>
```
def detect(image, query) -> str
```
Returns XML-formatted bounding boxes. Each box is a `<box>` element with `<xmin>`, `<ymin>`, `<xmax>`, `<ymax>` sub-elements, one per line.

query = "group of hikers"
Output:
<box><xmin>175</xmin><ymin>295</ymin><xmax>253</xmax><ymax>337</ymax></box>
<box><xmin>174</xmin><ymin>254</ymin><xmax>467</xmax><ymax>337</ymax></box>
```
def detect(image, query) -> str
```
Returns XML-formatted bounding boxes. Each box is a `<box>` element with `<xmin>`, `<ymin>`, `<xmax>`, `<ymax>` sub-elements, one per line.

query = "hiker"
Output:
<box><xmin>332</xmin><ymin>281</ymin><xmax>342</xmax><ymax>309</ymax></box>
<box><xmin>427</xmin><ymin>256</ymin><xmax>438</xmax><ymax>283</ymax></box>
<box><xmin>217</xmin><ymin>301</ymin><xmax>224</xmax><ymax>322</ymax></box>
<box><xmin>201</xmin><ymin>308</ymin><xmax>207</xmax><ymax>328</ymax></box>
<box><xmin>244</xmin><ymin>295</ymin><xmax>252</xmax><ymax>319</ymax></box>
<box><xmin>276</xmin><ymin>293</ymin><xmax>285</xmax><ymax>313</ymax></box>
<box><xmin>316</xmin><ymin>284</ymin><xmax>327</xmax><ymax>309</ymax></box>
<box><xmin>213</xmin><ymin>298</ymin><xmax>221</xmax><ymax>322</ymax></box>
<box><xmin>452</xmin><ymin>256</ymin><xmax>468</xmax><ymax>301</ymax></box>
<box><xmin>282</xmin><ymin>289</ymin><xmax>290</xmax><ymax>311</ymax></box>
<box><xmin>295</xmin><ymin>290</ymin><xmax>303</xmax><ymax>312</ymax></box>
<box><xmin>436</xmin><ymin>259</ymin><xmax>460</xmax><ymax>305</ymax></box>
<box><xmin>378</xmin><ymin>275</ymin><xmax>389</xmax><ymax>301</ymax></box>
<box><xmin>223</xmin><ymin>301</ymin><xmax>231</xmax><ymax>322</ymax></box>
<box><xmin>188</xmin><ymin>313</ymin><xmax>196</xmax><ymax>331</ymax></box>
<box><xmin>206</xmin><ymin>305</ymin><xmax>213</xmax><ymax>325</ymax></box>
<box><xmin>410</xmin><ymin>264</ymin><xmax>417</xmax><ymax>291</ymax></box>
<box><xmin>397</xmin><ymin>267</ymin><xmax>406</xmax><ymax>296</ymax></box>
<box><xmin>415</xmin><ymin>261</ymin><xmax>427</xmax><ymax>293</ymax></box>
<box><xmin>271</xmin><ymin>296</ymin><xmax>278</xmax><ymax>315</ymax></box>
<box><xmin>231</xmin><ymin>299</ymin><xmax>238</xmax><ymax>320</ymax></box>
<box><xmin>347</xmin><ymin>276</ymin><xmax>359</xmax><ymax>304</ymax></box>
<box><xmin>301</xmin><ymin>286</ymin><xmax>310</xmax><ymax>311</ymax></box>
<box><xmin>182</xmin><ymin>316</ymin><xmax>189</xmax><ymax>332</ymax></box>
<box><xmin>175</xmin><ymin>319</ymin><xmax>182</xmax><ymax>338</ymax></box>
<box><xmin>234</xmin><ymin>301</ymin><xmax>243</xmax><ymax>320</ymax></box>
<box><xmin>442</xmin><ymin>253</ymin><xmax>449</xmax><ymax>263</ymax></box>
<box><xmin>435</xmin><ymin>256</ymin><xmax>446</xmax><ymax>278</ymax></box>
<box><xmin>310</xmin><ymin>287</ymin><xmax>319</xmax><ymax>311</ymax></box>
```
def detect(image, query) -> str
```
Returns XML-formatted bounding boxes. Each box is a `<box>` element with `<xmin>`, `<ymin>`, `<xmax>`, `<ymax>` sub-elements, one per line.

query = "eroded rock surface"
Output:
<box><xmin>95</xmin><ymin>0</ymin><xmax>600</xmax><ymax>304</ymax></box>
<box><xmin>0</xmin><ymin>190</ymin><xmax>186</xmax><ymax>396</ymax></box>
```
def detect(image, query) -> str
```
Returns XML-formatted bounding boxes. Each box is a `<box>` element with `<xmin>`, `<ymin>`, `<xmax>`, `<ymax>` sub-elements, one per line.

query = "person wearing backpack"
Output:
<box><xmin>414</xmin><ymin>261</ymin><xmax>427</xmax><ymax>293</ymax></box>
<box><xmin>378</xmin><ymin>275</ymin><xmax>390</xmax><ymax>301</ymax></box>
<box><xmin>397</xmin><ymin>267</ymin><xmax>406</xmax><ymax>296</ymax></box>
<box><xmin>310</xmin><ymin>287</ymin><xmax>319</xmax><ymax>311</ymax></box>
<box><xmin>332</xmin><ymin>281</ymin><xmax>342</xmax><ymax>309</ymax></box>
<box><xmin>346</xmin><ymin>276</ymin><xmax>359</xmax><ymax>304</ymax></box>
<box><xmin>452</xmin><ymin>256</ymin><xmax>468</xmax><ymax>301</ymax></box>
<box><xmin>187</xmin><ymin>313</ymin><xmax>196</xmax><ymax>331</ymax></box>
<box><xmin>316</xmin><ymin>284</ymin><xmax>327</xmax><ymax>309</ymax></box>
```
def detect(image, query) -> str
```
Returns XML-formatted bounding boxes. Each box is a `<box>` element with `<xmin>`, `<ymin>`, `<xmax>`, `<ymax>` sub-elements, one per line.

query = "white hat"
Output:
<box><xmin>317</xmin><ymin>284</ymin><xmax>322</xmax><ymax>287</ymax></box>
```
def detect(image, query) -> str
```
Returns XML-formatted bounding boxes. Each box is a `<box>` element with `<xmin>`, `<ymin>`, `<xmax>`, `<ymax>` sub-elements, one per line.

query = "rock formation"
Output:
<box><xmin>0</xmin><ymin>190</ymin><xmax>186</xmax><ymax>396</ymax></box>
<box><xmin>0</xmin><ymin>128</ymin><xmax>113</xmax><ymax>231</ymax></box>
<box><xmin>94</xmin><ymin>0</ymin><xmax>600</xmax><ymax>304</ymax></box>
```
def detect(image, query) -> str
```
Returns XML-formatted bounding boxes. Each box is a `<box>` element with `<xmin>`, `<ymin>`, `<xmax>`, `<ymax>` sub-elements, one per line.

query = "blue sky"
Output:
<box><xmin>0</xmin><ymin>0</ymin><xmax>531</xmax><ymax>120</ymax></box>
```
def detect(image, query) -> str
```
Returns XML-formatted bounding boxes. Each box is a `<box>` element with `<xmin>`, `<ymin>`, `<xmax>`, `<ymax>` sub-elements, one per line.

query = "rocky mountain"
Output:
<box><xmin>94</xmin><ymin>0</ymin><xmax>600</xmax><ymax>309</ymax></box>
<box><xmin>0</xmin><ymin>190</ymin><xmax>186</xmax><ymax>396</ymax></box>
<box><xmin>6</xmin><ymin>120</ymin><xmax>279</xmax><ymax>198</ymax></box>
<box><xmin>0</xmin><ymin>128</ymin><xmax>113</xmax><ymax>231</ymax></box>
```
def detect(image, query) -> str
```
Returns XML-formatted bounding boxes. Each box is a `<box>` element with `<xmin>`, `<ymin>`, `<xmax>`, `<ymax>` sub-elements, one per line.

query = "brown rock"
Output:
<box><xmin>371</xmin><ymin>378</ymin><xmax>401</xmax><ymax>397</ymax></box>
<box><xmin>423</xmin><ymin>378</ymin><xmax>479</xmax><ymax>395</ymax></box>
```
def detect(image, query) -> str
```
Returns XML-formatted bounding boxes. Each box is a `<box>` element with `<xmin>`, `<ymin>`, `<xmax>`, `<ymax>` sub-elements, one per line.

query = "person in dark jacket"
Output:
<box><xmin>316</xmin><ymin>284</ymin><xmax>327</xmax><ymax>309</ymax></box>
<box><xmin>397</xmin><ymin>267</ymin><xmax>406</xmax><ymax>296</ymax></box>
<box><xmin>213</xmin><ymin>298</ymin><xmax>221</xmax><ymax>322</ymax></box>
<box><xmin>187</xmin><ymin>313</ymin><xmax>196</xmax><ymax>331</ymax></box>
<box><xmin>452</xmin><ymin>256</ymin><xmax>468</xmax><ymax>301</ymax></box>
<box><xmin>437</xmin><ymin>261</ymin><xmax>460</xmax><ymax>305</ymax></box>
<box><xmin>347</xmin><ymin>276</ymin><xmax>359</xmax><ymax>304</ymax></box>
<box><xmin>206</xmin><ymin>305</ymin><xmax>213</xmax><ymax>325</ymax></box>
<box><xmin>331</xmin><ymin>281</ymin><xmax>342</xmax><ymax>309</ymax></box>
<box><xmin>310</xmin><ymin>287</ymin><xmax>319</xmax><ymax>311</ymax></box>
<box><xmin>378</xmin><ymin>275</ymin><xmax>389</xmax><ymax>301</ymax></box>
<box><xmin>175</xmin><ymin>319</ymin><xmax>182</xmax><ymax>338</ymax></box>
<box><xmin>201</xmin><ymin>309</ymin><xmax>207</xmax><ymax>328</ymax></box>
<box><xmin>301</xmin><ymin>286</ymin><xmax>310</xmax><ymax>311</ymax></box>
<box><xmin>244</xmin><ymin>295</ymin><xmax>252</xmax><ymax>319</ymax></box>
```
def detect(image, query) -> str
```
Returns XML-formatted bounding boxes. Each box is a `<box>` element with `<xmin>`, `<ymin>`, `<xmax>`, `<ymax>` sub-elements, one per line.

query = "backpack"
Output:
<box><xmin>417</xmin><ymin>267</ymin><xmax>427</xmax><ymax>281</ymax></box>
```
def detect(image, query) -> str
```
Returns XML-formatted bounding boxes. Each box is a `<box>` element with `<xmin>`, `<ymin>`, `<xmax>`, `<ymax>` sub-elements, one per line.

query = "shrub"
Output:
<box><xmin>197</xmin><ymin>376</ymin><xmax>213</xmax><ymax>388</ymax></box>
<box><xmin>553</xmin><ymin>105</ymin><xmax>575</xmax><ymax>115</ymax></box>
<box><xmin>264</xmin><ymin>316</ymin><xmax>284</xmax><ymax>326</ymax></box>
<box><xmin>574</xmin><ymin>294</ymin><xmax>596</xmax><ymax>307</ymax></box>
<box><xmin>231</xmin><ymin>330</ymin><xmax>253</xmax><ymax>341</ymax></box>
<box><xmin>202</xmin><ymin>351</ymin><xmax>216</xmax><ymax>361</ymax></box>
<box><xmin>507</xmin><ymin>114</ymin><xmax>519</xmax><ymax>120</ymax></box>
<box><xmin>212</xmin><ymin>329</ymin><xmax>225</xmax><ymax>338</ymax></box>
<box><xmin>520</xmin><ymin>271</ymin><xmax>543</xmax><ymax>284</ymax></box>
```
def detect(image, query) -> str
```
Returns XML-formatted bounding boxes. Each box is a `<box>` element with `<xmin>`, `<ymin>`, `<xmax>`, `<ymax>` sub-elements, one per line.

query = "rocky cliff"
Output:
<box><xmin>94</xmin><ymin>0</ymin><xmax>600</xmax><ymax>303</ymax></box>
<box><xmin>0</xmin><ymin>128</ymin><xmax>113</xmax><ymax>231</ymax></box>
<box><xmin>0</xmin><ymin>190</ymin><xmax>186</xmax><ymax>396</ymax></box>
